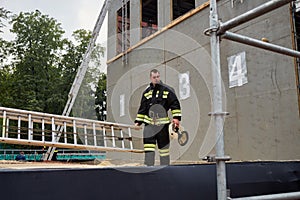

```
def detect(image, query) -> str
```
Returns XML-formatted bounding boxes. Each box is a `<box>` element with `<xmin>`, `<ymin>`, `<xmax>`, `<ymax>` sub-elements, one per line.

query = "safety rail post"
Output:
<box><xmin>30</xmin><ymin>120</ymin><xmax>33</xmax><ymax>140</ymax></box>
<box><xmin>84</xmin><ymin>124</ymin><xmax>88</xmax><ymax>145</ymax></box>
<box><xmin>93</xmin><ymin>122</ymin><xmax>97</xmax><ymax>146</ymax></box>
<box><xmin>2</xmin><ymin>111</ymin><xmax>6</xmax><ymax>137</ymax></box>
<box><xmin>28</xmin><ymin>114</ymin><xmax>32</xmax><ymax>140</ymax></box>
<box><xmin>73</xmin><ymin>120</ymin><xmax>77</xmax><ymax>145</ymax></box>
<box><xmin>64</xmin><ymin>121</ymin><xmax>67</xmax><ymax>144</ymax></box>
<box><xmin>5</xmin><ymin>118</ymin><xmax>9</xmax><ymax>138</ymax></box>
<box><xmin>17</xmin><ymin>116</ymin><xmax>21</xmax><ymax>140</ymax></box>
<box><xmin>42</xmin><ymin>118</ymin><xmax>45</xmax><ymax>142</ymax></box>
<box><xmin>111</xmin><ymin>126</ymin><xmax>116</xmax><ymax>147</ymax></box>
<box><xmin>120</xmin><ymin>129</ymin><xmax>125</xmax><ymax>149</ymax></box>
<box><xmin>128</xmin><ymin>127</ymin><xmax>133</xmax><ymax>150</ymax></box>
<box><xmin>103</xmin><ymin>126</ymin><xmax>107</xmax><ymax>147</ymax></box>
<box><xmin>51</xmin><ymin>117</ymin><xmax>55</xmax><ymax>142</ymax></box>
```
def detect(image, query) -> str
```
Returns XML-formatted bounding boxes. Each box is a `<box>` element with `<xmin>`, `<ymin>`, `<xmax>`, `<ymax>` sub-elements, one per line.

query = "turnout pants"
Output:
<box><xmin>143</xmin><ymin>123</ymin><xmax>170</xmax><ymax>166</ymax></box>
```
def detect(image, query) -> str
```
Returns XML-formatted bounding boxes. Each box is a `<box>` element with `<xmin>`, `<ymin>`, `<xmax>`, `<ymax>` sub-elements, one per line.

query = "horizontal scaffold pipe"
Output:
<box><xmin>229</xmin><ymin>191</ymin><xmax>300</xmax><ymax>200</ymax></box>
<box><xmin>222</xmin><ymin>31</ymin><xmax>300</xmax><ymax>58</ymax></box>
<box><xmin>218</xmin><ymin>0</ymin><xmax>293</xmax><ymax>34</ymax></box>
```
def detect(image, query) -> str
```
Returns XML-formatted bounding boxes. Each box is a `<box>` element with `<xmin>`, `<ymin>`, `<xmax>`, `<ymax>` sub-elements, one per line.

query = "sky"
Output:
<box><xmin>0</xmin><ymin>0</ymin><xmax>108</xmax><ymax>72</ymax></box>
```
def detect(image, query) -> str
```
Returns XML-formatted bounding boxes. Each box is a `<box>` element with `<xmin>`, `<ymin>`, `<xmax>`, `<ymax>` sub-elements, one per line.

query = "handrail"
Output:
<box><xmin>0</xmin><ymin>106</ymin><xmax>143</xmax><ymax>153</ymax></box>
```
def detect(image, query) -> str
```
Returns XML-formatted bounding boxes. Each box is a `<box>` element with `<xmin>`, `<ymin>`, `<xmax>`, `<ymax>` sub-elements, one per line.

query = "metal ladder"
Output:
<box><xmin>46</xmin><ymin>0</ymin><xmax>113</xmax><ymax>160</ymax></box>
<box><xmin>0</xmin><ymin>106</ymin><xmax>143</xmax><ymax>154</ymax></box>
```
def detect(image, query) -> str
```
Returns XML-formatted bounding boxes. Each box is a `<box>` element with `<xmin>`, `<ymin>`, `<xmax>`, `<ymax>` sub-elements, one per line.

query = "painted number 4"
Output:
<box><xmin>228</xmin><ymin>51</ymin><xmax>248</xmax><ymax>88</ymax></box>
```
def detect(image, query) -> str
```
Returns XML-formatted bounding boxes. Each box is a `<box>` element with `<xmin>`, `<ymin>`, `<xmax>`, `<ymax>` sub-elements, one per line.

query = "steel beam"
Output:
<box><xmin>223</xmin><ymin>31</ymin><xmax>300</xmax><ymax>58</ymax></box>
<box><xmin>218</xmin><ymin>0</ymin><xmax>293</xmax><ymax>34</ymax></box>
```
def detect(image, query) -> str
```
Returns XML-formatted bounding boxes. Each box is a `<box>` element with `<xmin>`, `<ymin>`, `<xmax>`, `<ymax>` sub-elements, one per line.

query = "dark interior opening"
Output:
<box><xmin>172</xmin><ymin>0</ymin><xmax>195</xmax><ymax>20</ymax></box>
<box><xmin>117</xmin><ymin>1</ymin><xmax>130</xmax><ymax>54</ymax></box>
<box><xmin>141</xmin><ymin>0</ymin><xmax>158</xmax><ymax>39</ymax></box>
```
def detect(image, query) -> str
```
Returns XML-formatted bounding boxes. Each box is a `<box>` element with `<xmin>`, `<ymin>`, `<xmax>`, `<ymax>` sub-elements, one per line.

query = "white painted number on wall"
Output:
<box><xmin>228</xmin><ymin>52</ymin><xmax>248</xmax><ymax>88</ymax></box>
<box><xmin>179</xmin><ymin>72</ymin><xmax>190</xmax><ymax>100</ymax></box>
<box><xmin>120</xmin><ymin>94</ymin><xmax>125</xmax><ymax>117</ymax></box>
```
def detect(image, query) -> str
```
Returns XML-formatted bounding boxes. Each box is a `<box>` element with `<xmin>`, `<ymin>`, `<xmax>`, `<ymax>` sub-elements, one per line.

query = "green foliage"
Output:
<box><xmin>0</xmin><ymin>7</ymin><xmax>10</xmax><ymax>32</ymax></box>
<box><xmin>0</xmin><ymin>65</ymin><xmax>14</xmax><ymax>107</ymax></box>
<box><xmin>0</xmin><ymin>9</ymin><xmax>106</xmax><ymax>150</ymax></box>
<box><xmin>95</xmin><ymin>73</ymin><xmax>107</xmax><ymax>121</ymax></box>
<box><xmin>0</xmin><ymin>8</ymin><xmax>13</xmax><ymax>107</ymax></box>
<box><xmin>0</xmin><ymin>10</ymin><xmax>106</xmax><ymax>119</ymax></box>
<box><xmin>8</xmin><ymin>10</ymin><xmax>65</xmax><ymax>112</ymax></box>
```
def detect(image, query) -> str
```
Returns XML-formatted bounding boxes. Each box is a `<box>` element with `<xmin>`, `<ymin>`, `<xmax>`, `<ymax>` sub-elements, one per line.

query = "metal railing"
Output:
<box><xmin>0</xmin><ymin>106</ymin><xmax>143</xmax><ymax>153</ymax></box>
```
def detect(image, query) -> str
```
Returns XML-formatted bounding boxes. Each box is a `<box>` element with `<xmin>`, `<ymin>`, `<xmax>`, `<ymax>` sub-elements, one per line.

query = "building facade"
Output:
<box><xmin>106</xmin><ymin>0</ymin><xmax>300</xmax><ymax>163</ymax></box>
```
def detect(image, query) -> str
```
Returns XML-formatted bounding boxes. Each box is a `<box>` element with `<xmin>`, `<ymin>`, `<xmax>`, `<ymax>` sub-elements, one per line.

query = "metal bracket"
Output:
<box><xmin>202</xmin><ymin>155</ymin><xmax>231</xmax><ymax>162</ymax></box>
<box><xmin>215</xmin><ymin>156</ymin><xmax>231</xmax><ymax>161</ymax></box>
<box><xmin>208</xmin><ymin>112</ymin><xmax>230</xmax><ymax>116</ymax></box>
<box><xmin>203</xmin><ymin>25</ymin><xmax>220</xmax><ymax>36</ymax></box>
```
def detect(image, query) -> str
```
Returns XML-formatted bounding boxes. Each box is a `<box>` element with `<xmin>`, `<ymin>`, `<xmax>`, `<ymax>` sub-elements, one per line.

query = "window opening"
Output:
<box><xmin>172</xmin><ymin>0</ymin><xmax>195</xmax><ymax>20</ymax></box>
<box><xmin>117</xmin><ymin>1</ymin><xmax>130</xmax><ymax>54</ymax></box>
<box><xmin>141</xmin><ymin>0</ymin><xmax>158</xmax><ymax>39</ymax></box>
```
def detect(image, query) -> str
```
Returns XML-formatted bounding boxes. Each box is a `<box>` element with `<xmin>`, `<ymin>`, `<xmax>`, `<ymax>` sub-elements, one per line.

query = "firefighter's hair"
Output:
<box><xmin>150</xmin><ymin>69</ymin><xmax>160</xmax><ymax>77</ymax></box>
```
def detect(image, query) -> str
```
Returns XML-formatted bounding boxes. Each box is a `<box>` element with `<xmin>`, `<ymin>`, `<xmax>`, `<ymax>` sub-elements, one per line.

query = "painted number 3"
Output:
<box><xmin>179</xmin><ymin>72</ymin><xmax>190</xmax><ymax>100</ymax></box>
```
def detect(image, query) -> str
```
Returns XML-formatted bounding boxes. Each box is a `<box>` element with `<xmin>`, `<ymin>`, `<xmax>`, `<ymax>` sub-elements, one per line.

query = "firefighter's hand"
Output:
<box><xmin>172</xmin><ymin>119</ymin><xmax>180</xmax><ymax>128</ymax></box>
<box><xmin>134</xmin><ymin>123</ymin><xmax>142</xmax><ymax>130</ymax></box>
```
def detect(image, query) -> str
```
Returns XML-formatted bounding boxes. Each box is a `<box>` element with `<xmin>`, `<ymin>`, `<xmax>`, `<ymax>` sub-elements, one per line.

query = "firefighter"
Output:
<box><xmin>135</xmin><ymin>69</ymin><xmax>181</xmax><ymax>166</ymax></box>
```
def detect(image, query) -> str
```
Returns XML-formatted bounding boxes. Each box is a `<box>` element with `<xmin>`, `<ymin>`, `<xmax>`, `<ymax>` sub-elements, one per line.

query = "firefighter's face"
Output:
<box><xmin>150</xmin><ymin>72</ymin><xmax>160</xmax><ymax>85</ymax></box>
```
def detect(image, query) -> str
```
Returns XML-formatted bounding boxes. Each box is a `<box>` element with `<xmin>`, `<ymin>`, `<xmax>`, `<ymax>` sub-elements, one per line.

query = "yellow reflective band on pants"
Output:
<box><xmin>144</xmin><ymin>144</ymin><xmax>156</xmax><ymax>151</ymax></box>
<box><xmin>159</xmin><ymin>149</ymin><xmax>170</xmax><ymax>157</ymax></box>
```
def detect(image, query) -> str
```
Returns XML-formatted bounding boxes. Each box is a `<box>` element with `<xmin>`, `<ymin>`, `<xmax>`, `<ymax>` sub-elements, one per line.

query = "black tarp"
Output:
<box><xmin>0</xmin><ymin>161</ymin><xmax>299</xmax><ymax>200</ymax></box>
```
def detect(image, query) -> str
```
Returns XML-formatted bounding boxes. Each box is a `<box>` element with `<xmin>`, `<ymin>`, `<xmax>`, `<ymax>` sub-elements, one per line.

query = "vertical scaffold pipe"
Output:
<box><xmin>209</xmin><ymin>0</ymin><xmax>227</xmax><ymax>199</ymax></box>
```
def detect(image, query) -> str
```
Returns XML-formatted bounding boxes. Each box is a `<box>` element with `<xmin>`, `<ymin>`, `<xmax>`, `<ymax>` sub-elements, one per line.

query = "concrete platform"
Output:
<box><xmin>0</xmin><ymin>161</ymin><xmax>299</xmax><ymax>200</ymax></box>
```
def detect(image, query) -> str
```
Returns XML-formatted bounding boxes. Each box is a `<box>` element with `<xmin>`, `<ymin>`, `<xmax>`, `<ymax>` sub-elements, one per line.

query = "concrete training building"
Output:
<box><xmin>106</xmin><ymin>0</ymin><xmax>300</xmax><ymax>163</ymax></box>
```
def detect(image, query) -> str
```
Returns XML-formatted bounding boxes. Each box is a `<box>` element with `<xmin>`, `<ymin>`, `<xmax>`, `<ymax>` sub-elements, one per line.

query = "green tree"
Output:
<box><xmin>0</xmin><ymin>7</ymin><xmax>10</xmax><ymax>32</ymax></box>
<box><xmin>0</xmin><ymin>8</ymin><xmax>13</xmax><ymax>107</ymax></box>
<box><xmin>0</xmin><ymin>9</ymin><xmax>107</xmax><ymax>150</ymax></box>
<box><xmin>95</xmin><ymin>73</ymin><xmax>107</xmax><ymax>121</ymax></box>
<box><xmin>0</xmin><ymin>65</ymin><xmax>14</xmax><ymax>107</ymax></box>
<box><xmin>9</xmin><ymin>10</ymin><xmax>65</xmax><ymax>112</ymax></box>
<box><xmin>71</xmin><ymin>29</ymin><xmax>105</xmax><ymax>119</ymax></box>
<box><xmin>0</xmin><ymin>10</ymin><xmax>106</xmax><ymax>118</ymax></box>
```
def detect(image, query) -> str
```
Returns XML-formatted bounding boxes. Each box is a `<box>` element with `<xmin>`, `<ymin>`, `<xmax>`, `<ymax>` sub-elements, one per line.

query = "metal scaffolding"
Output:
<box><xmin>206</xmin><ymin>0</ymin><xmax>300</xmax><ymax>199</ymax></box>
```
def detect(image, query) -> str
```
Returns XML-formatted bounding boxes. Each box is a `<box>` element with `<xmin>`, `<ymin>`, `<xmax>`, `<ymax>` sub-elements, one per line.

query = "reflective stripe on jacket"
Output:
<box><xmin>135</xmin><ymin>81</ymin><xmax>181</xmax><ymax>125</ymax></box>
